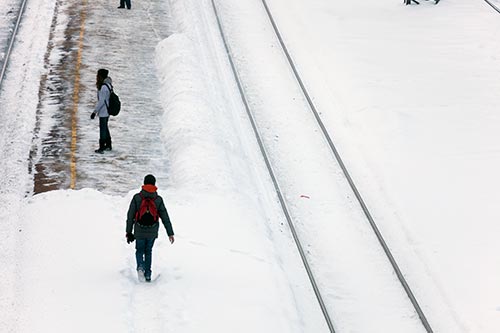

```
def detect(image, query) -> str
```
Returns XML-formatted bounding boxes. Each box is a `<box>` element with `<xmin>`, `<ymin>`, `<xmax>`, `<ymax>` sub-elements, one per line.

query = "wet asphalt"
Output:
<box><xmin>32</xmin><ymin>0</ymin><xmax>173</xmax><ymax>194</ymax></box>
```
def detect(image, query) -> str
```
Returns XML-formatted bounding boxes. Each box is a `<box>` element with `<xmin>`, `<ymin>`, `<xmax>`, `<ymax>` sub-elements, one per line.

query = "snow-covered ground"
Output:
<box><xmin>1</xmin><ymin>0</ymin><xmax>500</xmax><ymax>332</ymax></box>
<box><xmin>0</xmin><ymin>0</ymin><xmax>59</xmax><ymax>330</ymax></box>
<box><xmin>258</xmin><ymin>1</ymin><xmax>500</xmax><ymax>331</ymax></box>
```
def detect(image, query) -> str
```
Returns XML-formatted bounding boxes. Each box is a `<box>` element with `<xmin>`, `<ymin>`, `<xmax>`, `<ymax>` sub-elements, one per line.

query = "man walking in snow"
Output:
<box><xmin>126</xmin><ymin>174</ymin><xmax>175</xmax><ymax>282</ymax></box>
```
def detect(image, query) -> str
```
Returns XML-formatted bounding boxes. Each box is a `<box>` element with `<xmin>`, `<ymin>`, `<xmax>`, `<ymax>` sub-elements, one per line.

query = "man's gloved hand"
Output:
<box><xmin>90</xmin><ymin>112</ymin><xmax>96</xmax><ymax>119</ymax></box>
<box><xmin>126</xmin><ymin>233</ymin><xmax>135</xmax><ymax>244</ymax></box>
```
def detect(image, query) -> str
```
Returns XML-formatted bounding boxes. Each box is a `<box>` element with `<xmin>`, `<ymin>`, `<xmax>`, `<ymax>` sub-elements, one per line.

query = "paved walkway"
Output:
<box><xmin>34</xmin><ymin>0</ymin><xmax>173</xmax><ymax>194</ymax></box>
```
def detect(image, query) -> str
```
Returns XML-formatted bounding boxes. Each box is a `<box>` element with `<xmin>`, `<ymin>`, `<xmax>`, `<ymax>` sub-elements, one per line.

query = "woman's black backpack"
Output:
<box><xmin>103</xmin><ymin>83</ymin><xmax>121</xmax><ymax>116</ymax></box>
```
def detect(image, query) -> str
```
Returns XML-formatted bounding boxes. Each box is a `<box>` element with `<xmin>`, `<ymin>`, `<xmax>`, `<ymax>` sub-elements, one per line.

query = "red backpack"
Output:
<box><xmin>135</xmin><ymin>193</ymin><xmax>159</xmax><ymax>226</ymax></box>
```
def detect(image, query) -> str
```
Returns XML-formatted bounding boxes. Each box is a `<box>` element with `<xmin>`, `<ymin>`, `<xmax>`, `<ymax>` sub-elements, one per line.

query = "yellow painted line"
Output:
<box><xmin>70</xmin><ymin>0</ymin><xmax>87</xmax><ymax>189</ymax></box>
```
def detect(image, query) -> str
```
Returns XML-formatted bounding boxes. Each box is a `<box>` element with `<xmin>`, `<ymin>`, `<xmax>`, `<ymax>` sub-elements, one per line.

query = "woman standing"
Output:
<box><xmin>91</xmin><ymin>68</ymin><xmax>113</xmax><ymax>154</ymax></box>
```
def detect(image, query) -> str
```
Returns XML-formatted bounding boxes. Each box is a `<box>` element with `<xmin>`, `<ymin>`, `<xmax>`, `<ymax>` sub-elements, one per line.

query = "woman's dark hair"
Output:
<box><xmin>97</xmin><ymin>68</ymin><xmax>109</xmax><ymax>78</ymax></box>
<box><xmin>96</xmin><ymin>68</ymin><xmax>109</xmax><ymax>90</ymax></box>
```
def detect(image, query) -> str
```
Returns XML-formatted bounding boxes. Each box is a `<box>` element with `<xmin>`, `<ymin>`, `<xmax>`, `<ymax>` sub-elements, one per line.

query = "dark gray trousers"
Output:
<box><xmin>99</xmin><ymin>116</ymin><xmax>111</xmax><ymax>150</ymax></box>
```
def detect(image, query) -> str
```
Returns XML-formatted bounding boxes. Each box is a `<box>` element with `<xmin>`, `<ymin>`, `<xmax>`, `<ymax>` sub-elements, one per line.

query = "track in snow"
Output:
<box><xmin>0</xmin><ymin>0</ymin><xmax>28</xmax><ymax>89</ymax></box>
<box><xmin>259</xmin><ymin>1</ymin><xmax>433</xmax><ymax>332</ymax></box>
<box><xmin>210</xmin><ymin>1</ymin><xmax>335</xmax><ymax>331</ymax></box>
<box><xmin>484</xmin><ymin>0</ymin><xmax>500</xmax><ymax>13</ymax></box>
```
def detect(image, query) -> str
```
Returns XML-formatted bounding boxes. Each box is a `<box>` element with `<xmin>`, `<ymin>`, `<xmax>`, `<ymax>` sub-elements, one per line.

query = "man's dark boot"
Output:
<box><xmin>95</xmin><ymin>139</ymin><xmax>105</xmax><ymax>154</ymax></box>
<box><xmin>105</xmin><ymin>138</ymin><xmax>112</xmax><ymax>151</ymax></box>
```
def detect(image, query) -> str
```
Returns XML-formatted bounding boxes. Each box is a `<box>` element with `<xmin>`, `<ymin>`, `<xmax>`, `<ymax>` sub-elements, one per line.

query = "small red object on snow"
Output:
<box><xmin>300</xmin><ymin>195</ymin><xmax>310</xmax><ymax>199</ymax></box>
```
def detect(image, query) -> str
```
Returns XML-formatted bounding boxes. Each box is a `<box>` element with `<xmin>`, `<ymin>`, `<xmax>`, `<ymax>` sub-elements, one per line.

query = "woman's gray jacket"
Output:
<box><xmin>94</xmin><ymin>77</ymin><xmax>112</xmax><ymax>117</ymax></box>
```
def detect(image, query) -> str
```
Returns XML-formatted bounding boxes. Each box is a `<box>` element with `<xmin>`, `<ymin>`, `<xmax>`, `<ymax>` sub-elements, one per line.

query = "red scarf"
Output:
<box><xmin>142</xmin><ymin>184</ymin><xmax>158</xmax><ymax>193</ymax></box>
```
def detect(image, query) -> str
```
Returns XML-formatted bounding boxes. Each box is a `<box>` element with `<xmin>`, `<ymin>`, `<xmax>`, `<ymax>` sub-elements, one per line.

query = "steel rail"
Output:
<box><xmin>259</xmin><ymin>0</ymin><xmax>434</xmax><ymax>332</ymax></box>
<box><xmin>0</xmin><ymin>0</ymin><xmax>29</xmax><ymax>89</ymax></box>
<box><xmin>484</xmin><ymin>0</ymin><xmax>500</xmax><ymax>14</ymax></box>
<box><xmin>210</xmin><ymin>0</ymin><xmax>336</xmax><ymax>332</ymax></box>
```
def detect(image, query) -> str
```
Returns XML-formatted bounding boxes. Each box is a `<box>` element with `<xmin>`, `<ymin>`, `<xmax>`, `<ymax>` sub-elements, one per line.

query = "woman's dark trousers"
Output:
<box><xmin>99</xmin><ymin>116</ymin><xmax>112</xmax><ymax>151</ymax></box>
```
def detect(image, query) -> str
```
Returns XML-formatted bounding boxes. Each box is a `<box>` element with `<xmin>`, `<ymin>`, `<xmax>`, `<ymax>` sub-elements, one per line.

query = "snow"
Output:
<box><xmin>16</xmin><ymin>188</ymin><xmax>316</xmax><ymax>332</ymax></box>
<box><xmin>258</xmin><ymin>0</ymin><xmax>500</xmax><ymax>331</ymax></box>
<box><xmin>1</xmin><ymin>0</ymin><xmax>500</xmax><ymax>332</ymax></box>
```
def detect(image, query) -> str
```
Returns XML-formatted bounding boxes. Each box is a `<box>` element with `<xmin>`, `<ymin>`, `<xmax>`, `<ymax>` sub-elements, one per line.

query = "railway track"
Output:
<box><xmin>210</xmin><ymin>1</ymin><xmax>336</xmax><ymax>331</ymax></box>
<box><xmin>484</xmin><ymin>0</ymin><xmax>500</xmax><ymax>13</ymax></box>
<box><xmin>210</xmin><ymin>0</ymin><xmax>434</xmax><ymax>332</ymax></box>
<box><xmin>259</xmin><ymin>1</ymin><xmax>434</xmax><ymax>332</ymax></box>
<box><xmin>0</xmin><ymin>0</ymin><xmax>29</xmax><ymax>89</ymax></box>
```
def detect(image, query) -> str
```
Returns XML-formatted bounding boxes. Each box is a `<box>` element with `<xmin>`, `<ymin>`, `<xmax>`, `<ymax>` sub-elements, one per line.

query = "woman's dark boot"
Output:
<box><xmin>95</xmin><ymin>139</ymin><xmax>105</xmax><ymax>154</ymax></box>
<box><xmin>105</xmin><ymin>138</ymin><xmax>112</xmax><ymax>151</ymax></box>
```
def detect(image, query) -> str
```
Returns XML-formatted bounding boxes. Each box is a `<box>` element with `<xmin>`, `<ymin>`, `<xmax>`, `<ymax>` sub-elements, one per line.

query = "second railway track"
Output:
<box><xmin>259</xmin><ymin>0</ymin><xmax>433</xmax><ymax>332</ymax></box>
